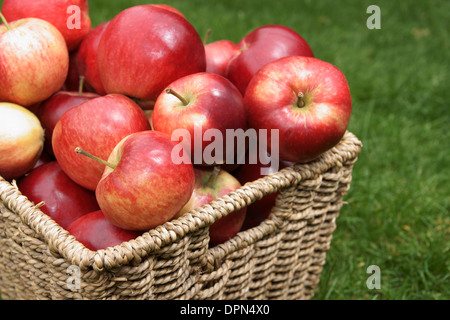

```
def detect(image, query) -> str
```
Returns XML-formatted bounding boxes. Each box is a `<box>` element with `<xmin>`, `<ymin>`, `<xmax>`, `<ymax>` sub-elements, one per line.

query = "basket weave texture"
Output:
<box><xmin>0</xmin><ymin>131</ymin><xmax>361</xmax><ymax>300</ymax></box>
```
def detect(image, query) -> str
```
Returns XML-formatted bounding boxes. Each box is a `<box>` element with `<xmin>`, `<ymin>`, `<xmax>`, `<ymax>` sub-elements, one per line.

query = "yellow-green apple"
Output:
<box><xmin>0</xmin><ymin>15</ymin><xmax>69</xmax><ymax>107</ymax></box>
<box><xmin>18</xmin><ymin>161</ymin><xmax>100</xmax><ymax>229</ymax></box>
<box><xmin>81</xmin><ymin>130</ymin><xmax>195</xmax><ymax>231</ymax></box>
<box><xmin>67</xmin><ymin>210</ymin><xmax>142</xmax><ymax>251</ymax></box>
<box><xmin>226</xmin><ymin>24</ymin><xmax>314</xmax><ymax>95</ymax></box>
<box><xmin>152</xmin><ymin>72</ymin><xmax>247</xmax><ymax>166</ymax></box>
<box><xmin>52</xmin><ymin>94</ymin><xmax>151</xmax><ymax>191</ymax></box>
<box><xmin>1</xmin><ymin>0</ymin><xmax>92</xmax><ymax>51</ymax></box>
<box><xmin>175</xmin><ymin>166</ymin><xmax>246</xmax><ymax>247</ymax></box>
<box><xmin>97</xmin><ymin>5</ymin><xmax>206</xmax><ymax>108</ymax></box>
<box><xmin>0</xmin><ymin>102</ymin><xmax>44</xmax><ymax>180</ymax></box>
<box><xmin>38</xmin><ymin>86</ymin><xmax>100</xmax><ymax>156</ymax></box>
<box><xmin>205</xmin><ymin>39</ymin><xmax>240</xmax><ymax>77</ymax></box>
<box><xmin>75</xmin><ymin>21</ymin><xmax>110</xmax><ymax>95</ymax></box>
<box><xmin>244</xmin><ymin>56</ymin><xmax>352</xmax><ymax>163</ymax></box>
<box><xmin>234</xmin><ymin>151</ymin><xmax>293</xmax><ymax>230</ymax></box>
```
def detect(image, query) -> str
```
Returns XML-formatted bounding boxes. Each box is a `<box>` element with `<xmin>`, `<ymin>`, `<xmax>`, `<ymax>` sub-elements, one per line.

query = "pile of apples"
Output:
<box><xmin>0</xmin><ymin>1</ymin><xmax>352</xmax><ymax>250</ymax></box>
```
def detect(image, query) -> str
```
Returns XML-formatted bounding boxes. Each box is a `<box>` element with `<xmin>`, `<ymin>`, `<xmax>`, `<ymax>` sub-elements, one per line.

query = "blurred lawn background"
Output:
<box><xmin>1</xmin><ymin>0</ymin><xmax>448</xmax><ymax>300</ymax></box>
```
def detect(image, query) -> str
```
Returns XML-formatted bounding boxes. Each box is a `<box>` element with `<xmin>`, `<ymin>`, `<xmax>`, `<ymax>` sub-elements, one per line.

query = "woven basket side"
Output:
<box><xmin>302</xmin><ymin>159</ymin><xmax>356</xmax><ymax>295</ymax></box>
<box><xmin>0</xmin><ymin>131</ymin><xmax>362</xmax><ymax>300</ymax></box>
<box><xmin>198</xmin><ymin>132</ymin><xmax>361</xmax><ymax>300</ymax></box>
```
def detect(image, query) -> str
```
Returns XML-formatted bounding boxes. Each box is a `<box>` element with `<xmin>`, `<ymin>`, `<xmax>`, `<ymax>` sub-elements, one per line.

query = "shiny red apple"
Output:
<box><xmin>244</xmin><ymin>56</ymin><xmax>352</xmax><ymax>163</ymax></box>
<box><xmin>91</xmin><ymin>130</ymin><xmax>195</xmax><ymax>231</ymax></box>
<box><xmin>67</xmin><ymin>210</ymin><xmax>142</xmax><ymax>251</ymax></box>
<box><xmin>18</xmin><ymin>161</ymin><xmax>100</xmax><ymax>229</ymax></box>
<box><xmin>175</xmin><ymin>166</ymin><xmax>246</xmax><ymax>247</ymax></box>
<box><xmin>226</xmin><ymin>24</ymin><xmax>314</xmax><ymax>95</ymax></box>
<box><xmin>38</xmin><ymin>88</ymin><xmax>100</xmax><ymax>156</ymax></box>
<box><xmin>1</xmin><ymin>0</ymin><xmax>92</xmax><ymax>51</ymax></box>
<box><xmin>97</xmin><ymin>5</ymin><xmax>206</xmax><ymax>107</ymax></box>
<box><xmin>205</xmin><ymin>39</ymin><xmax>240</xmax><ymax>77</ymax></box>
<box><xmin>52</xmin><ymin>94</ymin><xmax>151</xmax><ymax>191</ymax></box>
<box><xmin>0</xmin><ymin>15</ymin><xmax>69</xmax><ymax>107</ymax></box>
<box><xmin>76</xmin><ymin>21</ymin><xmax>110</xmax><ymax>95</ymax></box>
<box><xmin>152</xmin><ymin>72</ymin><xmax>247</xmax><ymax>166</ymax></box>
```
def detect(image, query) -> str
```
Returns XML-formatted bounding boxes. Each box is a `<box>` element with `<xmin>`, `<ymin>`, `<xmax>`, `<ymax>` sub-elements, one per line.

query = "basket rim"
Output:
<box><xmin>0</xmin><ymin>131</ymin><xmax>362</xmax><ymax>271</ymax></box>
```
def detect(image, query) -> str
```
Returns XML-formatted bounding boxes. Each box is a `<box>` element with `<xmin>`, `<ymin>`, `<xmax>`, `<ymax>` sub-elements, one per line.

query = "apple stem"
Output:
<box><xmin>205</xmin><ymin>166</ymin><xmax>221</xmax><ymax>188</ymax></box>
<box><xmin>165</xmin><ymin>88</ymin><xmax>189</xmax><ymax>106</ymax></box>
<box><xmin>203</xmin><ymin>28</ymin><xmax>211</xmax><ymax>45</ymax></box>
<box><xmin>74</xmin><ymin>147</ymin><xmax>116</xmax><ymax>169</ymax></box>
<box><xmin>297</xmin><ymin>92</ymin><xmax>306</xmax><ymax>108</ymax></box>
<box><xmin>78</xmin><ymin>76</ymin><xmax>85</xmax><ymax>95</ymax></box>
<box><xmin>0</xmin><ymin>12</ymin><xmax>11</xmax><ymax>30</ymax></box>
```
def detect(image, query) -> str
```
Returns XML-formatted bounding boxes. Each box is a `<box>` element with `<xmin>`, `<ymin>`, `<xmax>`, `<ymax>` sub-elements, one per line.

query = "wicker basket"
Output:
<box><xmin>0</xmin><ymin>131</ymin><xmax>361</xmax><ymax>300</ymax></box>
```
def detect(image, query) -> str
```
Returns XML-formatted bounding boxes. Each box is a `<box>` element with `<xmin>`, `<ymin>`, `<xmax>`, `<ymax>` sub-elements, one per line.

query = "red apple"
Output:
<box><xmin>0</xmin><ymin>15</ymin><xmax>69</xmax><ymax>107</ymax></box>
<box><xmin>89</xmin><ymin>130</ymin><xmax>195</xmax><ymax>231</ymax></box>
<box><xmin>1</xmin><ymin>0</ymin><xmax>91</xmax><ymax>51</ymax></box>
<box><xmin>234</xmin><ymin>151</ymin><xmax>293</xmax><ymax>230</ymax></box>
<box><xmin>226</xmin><ymin>24</ymin><xmax>314</xmax><ymax>95</ymax></box>
<box><xmin>175</xmin><ymin>166</ymin><xmax>246</xmax><ymax>247</ymax></box>
<box><xmin>52</xmin><ymin>94</ymin><xmax>151</xmax><ymax>191</ymax></box>
<box><xmin>244</xmin><ymin>56</ymin><xmax>352</xmax><ymax>163</ymax></box>
<box><xmin>0</xmin><ymin>103</ymin><xmax>44</xmax><ymax>180</ymax></box>
<box><xmin>75</xmin><ymin>21</ymin><xmax>110</xmax><ymax>95</ymax></box>
<box><xmin>38</xmin><ymin>88</ymin><xmax>100</xmax><ymax>156</ymax></box>
<box><xmin>67</xmin><ymin>210</ymin><xmax>142</xmax><ymax>251</ymax></box>
<box><xmin>205</xmin><ymin>39</ymin><xmax>240</xmax><ymax>77</ymax></box>
<box><xmin>18</xmin><ymin>161</ymin><xmax>100</xmax><ymax>229</ymax></box>
<box><xmin>97</xmin><ymin>5</ymin><xmax>206</xmax><ymax>106</ymax></box>
<box><xmin>152</xmin><ymin>72</ymin><xmax>247</xmax><ymax>166</ymax></box>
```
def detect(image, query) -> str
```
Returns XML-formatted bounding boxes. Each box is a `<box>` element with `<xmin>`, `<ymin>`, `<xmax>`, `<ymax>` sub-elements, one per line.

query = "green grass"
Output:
<box><xmin>1</xmin><ymin>0</ymin><xmax>448</xmax><ymax>300</ymax></box>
